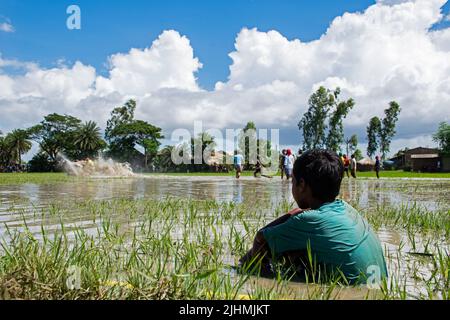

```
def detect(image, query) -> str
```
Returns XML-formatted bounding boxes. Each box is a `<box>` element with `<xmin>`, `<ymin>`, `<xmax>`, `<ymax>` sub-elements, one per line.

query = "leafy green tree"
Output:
<box><xmin>6</xmin><ymin>129</ymin><xmax>32</xmax><ymax>165</ymax></box>
<box><xmin>28</xmin><ymin>152</ymin><xmax>56</xmax><ymax>172</ymax></box>
<box><xmin>237</xmin><ymin>121</ymin><xmax>274</xmax><ymax>168</ymax></box>
<box><xmin>190</xmin><ymin>132</ymin><xmax>216</xmax><ymax>169</ymax></box>
<box><xmin>354</xmin><ymin>149</ymin><xmax>363</xmax><ymax>161</ymax></box>
<box><xmin>367</xmin><ymin>117</ymin><xmax>382</xmax><ymax>158</ymax></box>
<box><xmin>238</xmin><ymin>122</ymin><xmax>257</xmax><ymax>168</ymax></box>
<box><xmin>155</xmin><ymin>145</ymin><xmax>176</xmax><ymax>172</ymax></box>
<box><xmin>298</xmin><ymin>87</ymin><xmax>335</xmax><ymax>150</ymax></box>
<box><xmin>366</xmin><ymin>102</ymin><xmax>401</xmax><ymax>160</ymax></box>
<box><xmin>27</xmin><ymin>113</ymin><xmax>82</xmax><ymax>162</ymax></box>
<box><xmin>345</xmin><ymin>134</ymin><xmax>358</xmax><ymax>156</ymax></box>
<box><xmin>112</xmin><ymin>120</ymin><xmax>164</xmax><ymax>169</ymax></box>
<box><xmin>433</xmin><ymin>122</ymin><xmax>450</xmax><ymax>154</ymax></box>
<box><xmin>0</xmin><ymin>134</ymin><xmax>13</xmax><ymax>167</ymax></box>
<box><xmin>298</xmin><ymin>87</ymin><xmax>354</xmax><ymax>151</ymax></box>
<box><xmin>327</xmin><ymin>91</ymin><xmax>355</xmax><ymax>152</ymax></box>
<box><xmin>394</xmin><ymin>147</ymin><xmax>409</xmax><ymax>158</ymax></box>
<box><xmin>105</xmin><ymin>100</ymin><xmax>163</xmax><ymax>168</ymax></box>
<box><xmin>73</xmin><ymin>121</ymin><xmax>106</xmax><ymax>159</ymax></box>
<box><xmin>105</xmin><ymin>100</ymin><xmax>136</xmax><ymax>141</ymax></box>
<box><xmin>106</xmin><ymin>135</ymin><xmax>138</xmax><ymax>163</ymax></box>
<box><xmin>104</xmin><ymin>100</ymin><xmax>137</xmax><ymax>162</ymax></box>
<box><xmin>380</xmin><ymin>101</ymin><xmax>401</xmax><ymax>160</ymax></box>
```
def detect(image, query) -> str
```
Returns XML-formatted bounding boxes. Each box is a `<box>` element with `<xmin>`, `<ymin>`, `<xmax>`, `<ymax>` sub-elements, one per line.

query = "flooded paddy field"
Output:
<box><xmin>0</xmin><ymin>175</ymin><xmax>448</xmax><ymax>300</ymax></box>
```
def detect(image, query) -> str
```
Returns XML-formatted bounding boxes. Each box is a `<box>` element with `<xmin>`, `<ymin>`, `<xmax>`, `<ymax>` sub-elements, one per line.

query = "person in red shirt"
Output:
<box><xmin>342</xmin><ymin>154</ymin><xmax>350</xmax><ymax>178</ymax></box>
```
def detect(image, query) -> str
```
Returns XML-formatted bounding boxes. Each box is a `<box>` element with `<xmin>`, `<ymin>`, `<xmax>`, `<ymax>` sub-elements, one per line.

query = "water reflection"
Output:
<box><xmin>1</xmin><ymin>176</ymin><xmax>448</xmax><ymax>240</ymax></box>
<box><xmin>1</xmin><ymin>176</ymin><xmax>448</xmax><ymax>212</ymax></box>
<box><xmin>232</xmin><ymin>180</ymin><xmax>243</xmax><ymax>204</ymax></box>
<box><xmin>0</xmin><ymin>176</ymin><xmax>448</xmax><ymax>299</ymax></box>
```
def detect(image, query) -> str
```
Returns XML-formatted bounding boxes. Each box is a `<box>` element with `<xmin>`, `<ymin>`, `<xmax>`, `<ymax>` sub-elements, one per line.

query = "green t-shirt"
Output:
<box><xmin>262</xmin><ymin>200</ymin><xmax>388</xmax><ymax>283</ymax></box>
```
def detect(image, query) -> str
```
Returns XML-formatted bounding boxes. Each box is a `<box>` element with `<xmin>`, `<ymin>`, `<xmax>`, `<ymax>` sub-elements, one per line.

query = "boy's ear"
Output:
<box><xmin>297</xmin><ymin>177</ymin><xmax>306</xmax><ymax>192</ymax></box>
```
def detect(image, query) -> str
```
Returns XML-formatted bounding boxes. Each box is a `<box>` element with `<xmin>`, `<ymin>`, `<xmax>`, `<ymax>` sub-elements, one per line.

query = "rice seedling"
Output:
<box><xmin>0</xmin><ymin>191</ymin><xmax>447</xmax><ymax>300</ymax></box>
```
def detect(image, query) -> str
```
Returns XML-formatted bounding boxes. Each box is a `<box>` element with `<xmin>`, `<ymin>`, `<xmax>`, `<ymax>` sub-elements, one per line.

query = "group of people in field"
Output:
<box><xmin>340</xmin><ymin>153</ymin><xmax>382</xmax><ymax>179</ymax></box>
<box><xmin>279</xmin><ymin>149</ymin><xmax>298</xmax><ymax>180</ymax></box>
<box><xmin>232</xmin><ymin>151</ymin><xmax>275</xmax><ymax>179</ymax></box>
<box><xmin>233</xmin><ymin>148</ymin><xmax>382</xmax><ymax>180</ymax></box>
<box><xmin>232</xmin><ymin>148</ymin><xmax>299</xmax><ymax>179</ymax></box>
<box><xmin>340</xmin><ymin>154</ymin><xmax>358</xmax><ymax>178</ymax></box>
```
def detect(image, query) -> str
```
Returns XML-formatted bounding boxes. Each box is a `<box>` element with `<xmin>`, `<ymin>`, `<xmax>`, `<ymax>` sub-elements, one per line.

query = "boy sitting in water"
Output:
<box><xmin>240</xmin><ymin>149</ymin><xmax>388</xmax><ymax>284</ymax></box>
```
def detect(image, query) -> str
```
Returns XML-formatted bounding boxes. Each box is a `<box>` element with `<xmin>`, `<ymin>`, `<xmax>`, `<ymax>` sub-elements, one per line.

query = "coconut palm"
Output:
<box><xmin>0</xmin><ymin>135</ymin><xmax>12</xmax><ymax>167</ymax></box>
<box><xmin>73</xmin><ymin>121</ymin><xmax>106</xmax><ymax>159</ymax></box>
<box><xmin>154</xmin><ymin>145</ymin><xmax>175</xmax><ymax>172</ymax></box>
<box><xmin>6</xmin><ymin>129</ymin><xmax>32</xmax><ymax>165</ymax></box>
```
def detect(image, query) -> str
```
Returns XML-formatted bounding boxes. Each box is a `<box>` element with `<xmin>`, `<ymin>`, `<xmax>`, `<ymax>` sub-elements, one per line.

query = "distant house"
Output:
<box><xmin>389</xmin><ymin>147</ymin><xmax>441</xmax><ymax>172</ymax></box>
<box><xmin>357</xmin><ymin>157</ymin><xmax>375</xmax><ymax>172</ymax></box>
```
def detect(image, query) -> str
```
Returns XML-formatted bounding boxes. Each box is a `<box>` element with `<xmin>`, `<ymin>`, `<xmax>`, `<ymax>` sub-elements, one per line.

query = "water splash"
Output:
<box><xmin>58</xmin><ymin>155</ymin><xmax>134</xmax><ymax>177</ymax></box>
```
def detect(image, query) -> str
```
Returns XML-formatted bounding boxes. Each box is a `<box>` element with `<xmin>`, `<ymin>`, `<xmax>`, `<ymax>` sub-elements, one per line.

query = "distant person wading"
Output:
<box><xmin>350</xmin><ymin>154</ymin><xmax>357</xmax><ymax>179</ymax></box>
<box><xmin>234</xmin><ymin>151</ymin><xmax>244</xmax><ymax>179</ymax></box>
<box><xmin>284</xmin><ymin>149</ymin><xmax>295</xmax><ymax>181</ymax></box>
<box><xmin>375</xmin><ymin>156</ymin><xmax>381</xmax><ymax>179</ymax></box>
<box><xmin>342</xmin><ymin>154</ymin><xmax>350</xmax><ymax>178</ymax></box>
<box><xmin>279</xmin><ymin>149</ymin><xmax>287</xmax><ymax>180</ymax></box>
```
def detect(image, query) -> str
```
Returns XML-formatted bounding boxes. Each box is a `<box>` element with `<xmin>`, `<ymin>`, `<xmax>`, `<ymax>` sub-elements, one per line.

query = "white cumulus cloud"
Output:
<box><xmin>95</xmin><ymin>30</ymin><xmax>202</xmax><ymax>96</ymax></box>
<box><xmin>1</xmin><ymin>0</ymin><xmax>449</xmax><ymax>157</ymax></box>
<box><xmin>0</xmin><ymin>22</ymin><xmax>14</xmax><ymax>33</ymax></box>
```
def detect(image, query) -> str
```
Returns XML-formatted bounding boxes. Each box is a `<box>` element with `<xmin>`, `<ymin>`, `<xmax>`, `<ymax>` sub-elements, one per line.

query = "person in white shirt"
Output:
<box><xmin>350</xmin><ymin>154</ymin><xmax>357</xmax><ymax>178</ymax></box>
<box><xmin>284</xmin><ymin>149</ymin><xmax>295</xmax><ymax>180</ymax></box>
<box><xmin>233</xmin><ymin>150</ymin><xmax>244</xmax><ymax>179</ymax></box>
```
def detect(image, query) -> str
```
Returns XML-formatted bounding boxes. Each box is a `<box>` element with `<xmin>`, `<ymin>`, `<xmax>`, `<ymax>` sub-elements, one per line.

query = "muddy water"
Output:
<box><xmin>1</xmin><ymin>176</ymin><xmax>449</xmax><ymax>210</ymax></box>
<box><xmin>0</xmin><ymin>175</ymin><xmax>449</xmax><ymax>299</ymax></box>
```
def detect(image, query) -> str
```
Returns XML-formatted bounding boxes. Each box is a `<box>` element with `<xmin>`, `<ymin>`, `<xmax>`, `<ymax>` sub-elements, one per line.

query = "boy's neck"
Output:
<box><xmin>309</xmin><ymin>198</ymin><xmax>335</xmax><ymax>210</ymax></box>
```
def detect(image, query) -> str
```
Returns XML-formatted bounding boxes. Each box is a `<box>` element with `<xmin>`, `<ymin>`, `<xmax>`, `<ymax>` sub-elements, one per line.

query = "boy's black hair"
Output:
<box><xmin>293</xmin><ymin>149</ymin><xmax>344</xmax><ymax>202</ymax></box>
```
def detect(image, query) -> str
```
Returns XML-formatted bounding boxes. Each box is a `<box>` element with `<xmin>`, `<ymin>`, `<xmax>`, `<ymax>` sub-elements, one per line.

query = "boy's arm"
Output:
<box><xmin>261</xmin><ymin>208</ymin><xmax>305</xmax><ymax>230</ymax></box>
<box><xmin>239</xmin><ymin>229</ymin><xmax>269</xmax><ymax>266</ymax></box>
<box><xmin>240</xmin><ymin>208</ymin><xmax>307</xmax><ymax>265</ymax></box>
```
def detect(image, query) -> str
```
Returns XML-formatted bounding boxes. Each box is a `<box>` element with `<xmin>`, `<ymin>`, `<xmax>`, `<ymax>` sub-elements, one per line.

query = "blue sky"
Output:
<box><xmin>1</xmin><ymin>0</ymin><xmax>450</xmax><ymax>158</ymax></box>
<box><xmin>0</xmin><ymin>0</ymin><xmax>382</xmax><ymax>90</ymax></box>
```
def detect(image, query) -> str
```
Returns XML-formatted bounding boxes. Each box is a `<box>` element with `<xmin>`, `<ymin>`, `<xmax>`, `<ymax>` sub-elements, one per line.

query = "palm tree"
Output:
<box><xmin>0</xmin><ymin>135</ymin><xmax>11</xmax><ymax>167</ymax></box>
<box><xmin>157</xmin><ymin>145</ymin><xmax>175</xmax><ymax>171</ymax></box>
<box><xmin>191</xmin><ymin>132</ymin><xmax>216</xmax><ymax>161</ymax></box>
<box><xmin>74</xmin><ymin>121</ymin><xmax>106</xmax><ymax>159</ymax></box>
<box><xmin>6</xmin><ymin>129</ymin><xmax>32</xmax><ymax>165</ymax></box>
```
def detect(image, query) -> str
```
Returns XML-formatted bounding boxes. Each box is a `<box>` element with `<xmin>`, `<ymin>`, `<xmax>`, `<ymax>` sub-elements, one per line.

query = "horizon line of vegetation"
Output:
<box><xmin>1</xmin><ymin>86</ymin><xmax>449</xmax><ymax>174</ymax></box>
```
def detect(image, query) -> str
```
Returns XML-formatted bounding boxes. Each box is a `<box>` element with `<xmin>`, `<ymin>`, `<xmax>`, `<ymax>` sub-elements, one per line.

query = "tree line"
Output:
<box><xmin>2</xmin><ymin>90</ymin><xmax>448</xmax><ymax>173</ymax></box>
<box><xmin>298</xmin><ymin>86</ymin><xmax>402</xmax><ymax>160</ymax></box>
<box><xmin>155</xmin><ymin>121</ymin><xmax>273</xmax><ymax>173</ymax></box>
<box><xmin>0</xmin><ymin>100</ymin><xmax>163</xmax><ymax>172</ymax></box>
<box><xmin>0</xmin><ymin>99</ymin><xmax>272</xmax><ymax>173</ymax></box>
